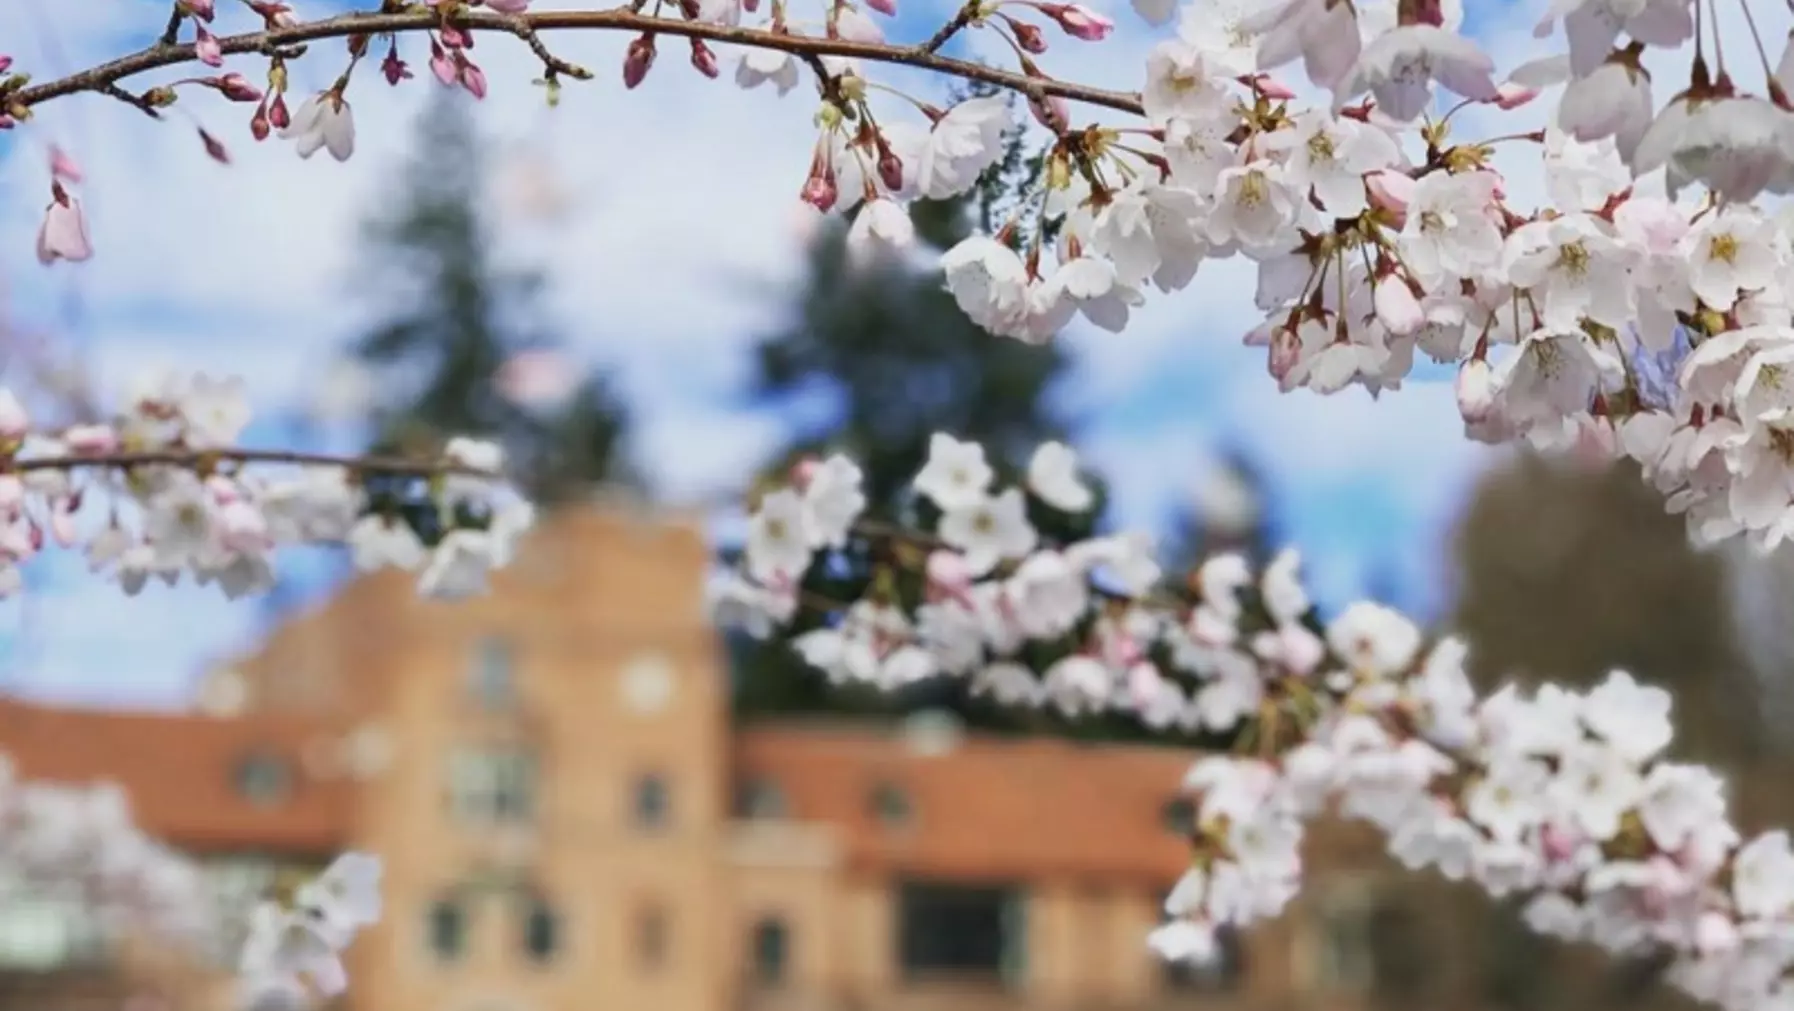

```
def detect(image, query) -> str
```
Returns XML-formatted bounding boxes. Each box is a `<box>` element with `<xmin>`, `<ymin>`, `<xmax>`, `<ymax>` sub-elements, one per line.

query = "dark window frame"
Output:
<box><xmin>749</xmin><ymin>916</ymin><xmax>790</xmax><ymax>987</ymax></box>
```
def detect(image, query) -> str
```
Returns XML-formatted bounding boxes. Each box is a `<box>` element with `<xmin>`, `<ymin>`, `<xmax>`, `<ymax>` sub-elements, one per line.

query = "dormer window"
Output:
<box><xmin>869</xmin><ymin>782</ymin><xmax>912</xmax><ymax>828</ymax></box>
<box><xmin>234</xmin><ymin>753</ymin><xmax>291</xmax><ymax>807</ymax></box>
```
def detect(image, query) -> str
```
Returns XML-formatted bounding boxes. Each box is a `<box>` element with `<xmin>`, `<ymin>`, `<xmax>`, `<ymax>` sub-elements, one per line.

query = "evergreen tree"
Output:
<box><xmin>353</xmin><ymin>88</ymin><xmax>632</xmax><ymax>504</ymax></box>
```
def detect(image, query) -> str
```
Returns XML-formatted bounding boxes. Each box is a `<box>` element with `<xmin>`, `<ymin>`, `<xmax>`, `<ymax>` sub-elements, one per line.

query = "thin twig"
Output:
<box><xmin>7</xmin><ymin>447</ymin><xmax>495</xmax><ymax>477</ymax></box>
<box><xmin>96</xmin><ymin>83</ymin><xmax>164</xmax><ymax>119</ymax></box>
<box><xmin>158</xmin><ymin>4</ymin><xmax>186</xmax><ymax>48</ymax></box>
<box><xmin>916</xmin><ymin>1</ymin><xmax>979</xmax><ymax>55</ymax></box>
<box><xmin>13</xmin><ymin>7</ymin><xmax>1144</xmax><ymax>116</ymax></box>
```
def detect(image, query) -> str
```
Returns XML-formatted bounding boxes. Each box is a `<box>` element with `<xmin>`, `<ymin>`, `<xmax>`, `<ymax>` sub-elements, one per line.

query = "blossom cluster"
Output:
<box><xmin>237</xmin><ymin>852</ymin><xmax>383</xmax><ymax>1011</ymax></box>
<box><xmin>0</xmin><ymin>753</ymin><xmax>212</xmax><ymax>949</ymax></box>
<box><xmin>718</xmin><ymin>434</ymin><xmax>1794</xmax><ymax>1011</ymax></box>
<box><xmin>0</xmin><ymin>375</ymin><xmax>533</xmax><ymax>600</ymax></box>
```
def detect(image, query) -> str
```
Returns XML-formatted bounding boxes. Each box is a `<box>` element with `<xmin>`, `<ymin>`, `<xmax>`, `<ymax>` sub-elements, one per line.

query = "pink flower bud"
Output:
<box><xmin>440</xmin><ymin>25</ymin><xmax>471</xmax><ymax>49</ymax></box>
<box><xmin>623</xmin><ymin>34</ymin><xmax>657</xmax><ymax>89</ymax></box>
<box><xmin>1372</xmin><ymin>277</ymin><xmax>1425</xmax><ymax>336</ymax></box>
<box><xmin>217</xmin><ymin>72</ymin><xmax>263</xmax><ymax>102</ymax></box>
<box><xmin>485</xmin><ymin>0</ymin><xmax>533</xmax><ymax>10</ymax></box>
<box><xmin>1043</xmin><ymin>2</ymin><xmax>1112</xmax><ymax>40</ymax></box>
<box><xmin>0</xmin><ymin>56</ymin><xmax>13</xmax><ymax>74</ymax></box>
<box><xmin>195</xmin><ymin>25</ymin><xmax>224</xmax><ymax>67</ymax></box>
<box><xmin>1008</xmin><ymin>18</ymin><xmax>1048</xmax><ymax>54</ymax></box>
<box><xmin>268</xmin><ymin>94</ymin><xmax>290</xmax><ymax>129</ymax></box>
<box><xmin>926</xmin><ymin>550</ymin><xmax>973</xmax><ymax>598</ymax></box>
<box><xmin>381</xmin><ymin>48</ymin><xmax>412</xmax><ymax>85</ymax></box>
<box><xmin>199</xmin><ymin>127</ymin><xmax>231</xmax><ymax>164</ymax></box>
<box><xmin>0</xmin><ymin>390</ymin><xmax>27</xmax><ymax>440</ymax></box>
<box><xmin>1493</xmin><ymin>81</ymin><xmax>1538</xmax><ymax>109</ymax></box>
<box><xmin>180</xmin><ymin>0</ymin><xmax>216</xmax><ymax>20</ymax></box>
<box><xmin>0</xmin><ymin>116</ymin><xmax>13</xmax><ymax>130</ymax></box>
<box><xmin>1366</xmin><ymin>169</ymin><xmax>1414</xmax><ymax>225</ymax></box>
<box><xmin>1268</xmin><ymin>325</ymin><xmax>1301</xmax><ymax>382</ymax></box>
<box><xmin>864</xmin><ymin>0</ymin><xmax>897</xmax><ymax>14</ymax></box>
<box><xmin>876</xmin><ymin>147</ymin><xmax>904</xmax><ymax>191</ymax></box>
<box><xmin>64</xmin><ymin>424</ymin><xmax>117</xmax><ymax>454</ymax></box>
<box><xmin>250</xmin><ymin>101</ymin><xmax>271</xmax><ymax>140</ymax></box>
<box><xmin>689</xmin><ymin>39</ymin><xmax>720</xmax><ymax>79</ymax></box>
<box><xmin>36</xmin><ymin>184</ymin><xmax>92</xmax><ymax>265</ymax></box>
<box><xmin>460</xmin><ymin>61</ymin><xmax>489</xmax><ymax>99</ymax></box>
<box><xmin>790</xmin><ymin>456</ymin><xmax>820</xmax><ymax>488</ymax></box>
<box><xmin>430</xmin><ymin>43</ymin><xmax>457</xmax><ymax>86</ymax></box>
<box><xmin>1029</xmin><ymin>93</ymin><xmax>1069</xmax><ymax>132</ymax></box>
<box><xmin>800</xmin><ymin>171</ymin><xmax>837</xmax><ymax>213</ymax></box>
<box><xmin>1455</xmin><ymin>358</ymin><xmax>1494</xmax><ymax>424</ymax></box>
<box><xmin>48</xmin><ymin>145</ymin><xmax>82</xmax><ymax>184</ymax></box>
<box><xmin>1245</xmin><ymin>73</ymin><xmax>1297</xmax><ymax>99</ymax></box>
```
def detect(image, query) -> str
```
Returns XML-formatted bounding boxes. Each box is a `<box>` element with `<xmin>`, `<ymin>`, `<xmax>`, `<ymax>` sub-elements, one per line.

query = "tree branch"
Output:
<box><xmin>8</xmin><ymin>447</ymin><xmax>494</xmax><ymax>477</ymax></box>
<box><xmin>11</xmin><ymin>7</ymin><xmax>1143</xmax><ymax>116</ymax></box>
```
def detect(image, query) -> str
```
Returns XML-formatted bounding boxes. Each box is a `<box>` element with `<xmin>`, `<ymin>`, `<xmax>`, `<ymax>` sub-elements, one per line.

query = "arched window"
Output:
<box><xmin>519</xmin><ymin>894</ymin><xmax>558</xmax><ymax>963</ymax></box>
<box><xmin>869</xmin><ymin>782</ymin><xmax>912</xmax><ymax>828</ymax></box>
<box><xmin>634</xmin><ymin>773</ymin><xmax>670</xmax><ymax>830</ymax></box>
<box><xmin>428</xmin><ymin>895</ymin><xmax>466</xmax><ymax>962</ymax></box>
<box><xmin>750</xmin><ymin>917</ymin><xmax>789</xmax><ymax>986</ymax></box>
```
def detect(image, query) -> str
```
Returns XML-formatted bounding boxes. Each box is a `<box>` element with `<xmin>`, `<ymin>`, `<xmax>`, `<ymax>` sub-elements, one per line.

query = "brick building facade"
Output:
<box><xmin>0</xmin><ymin>507</ymin><xmax>1403</xmax><ymax>1011</ymax></box>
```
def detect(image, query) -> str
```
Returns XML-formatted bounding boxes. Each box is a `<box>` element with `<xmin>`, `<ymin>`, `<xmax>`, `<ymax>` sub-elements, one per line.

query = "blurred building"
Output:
<box><xmin>0</xmin><ymin>506</ymin><xmax>1423</xmax><ymax>1011</ymax></box>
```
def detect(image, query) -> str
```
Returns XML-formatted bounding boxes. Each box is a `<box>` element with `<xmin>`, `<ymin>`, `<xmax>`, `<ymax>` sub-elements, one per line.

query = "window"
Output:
<box><xmin>734</xmin><ymin>778</ymin><xmax>787</xmax><ymax>819</ymax></box>
<box><xmin>634</xmin><ymin>773</ymin><xmax>670</xmax><ymax>830</ymax></box>
<box><xmin>1162</xmin><ymin>923</ymin><xmax>1246</xmax><ymax>992</ymax></box>
<box><xmin>1161</xmin><ymin>797</ymin><xmax>1196</xmax><ymax>836</ymax></box>
<box><xmin>447</xmin><ymin>746</ymin><xmax>536</xmax><ymax>824</ymax></box>
<box><xmin>468</xmin><ymin>636</ymin><xmax>515</xmax><ymax>709</ymax></box>
<box><xmin>428</xmin><ymin>896</ymin><xmax>467</xmax><ymax>962</ymax></box>
<box><xmin>520</xmin><ymin>895</ymin><xmax>558</xmax><ymax>963</ymax></box>
<box><xmin>750</xmin><ymin>917</ymin><xmax>789</xmax><ymax>986</ymax></box>
<box><xmin>897</xmin><ymin>881</ymin><xmax>1024</xmax><ymax>986</ymax></box>
<box><xmin>869</xmin><ymin>782</ymin><xmax>912</xmax><ymax>827</ymax></box>
<box><xmin>234</xmin><ymin>753</ymin><xmax>291</xmax><ymax>807</ymax></box>
<box><xmin>637</xmin><ymin>905</ymin><xmax>669</xmax><ymax>969</ymax></box>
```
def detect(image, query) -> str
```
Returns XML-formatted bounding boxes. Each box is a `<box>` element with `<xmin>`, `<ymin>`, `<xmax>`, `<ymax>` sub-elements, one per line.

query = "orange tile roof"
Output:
<box><xmin>733</xmin><ymin>723</ymin><xmax>1199</xmax><ymax>883</ymax></box>
<box><xmin>0</xmin><ymin>698</ymin><xmax>351</xmax><ymax>855</ymax></box>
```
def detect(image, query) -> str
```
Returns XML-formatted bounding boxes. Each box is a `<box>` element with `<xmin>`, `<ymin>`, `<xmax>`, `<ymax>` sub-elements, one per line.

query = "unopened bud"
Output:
<box><xmin>460</xmin><ymin>61</ymin><xmax>489</xmax><ymax>99</ymax></box>
<box><xmin>876</xmin><ymin>147</ymin><xmax>903</xmax><ymax>191</ymax></box>
<box><xmin>865</xmin><ymin>0</ymin><xmax>896</xmax><ymax>13</ymax></box>
<box><xmin>1028</xmin><ymin>93</ymin><xmax>1068</xmax><ymax>132</ymax></box>
<box><xmin>1009</xmin><ymin>19</ymin><xmax>1048</xmax><ymax>54</ymax></box>
<box><xmin>689</xmin><ymin>39</ymin><xmax>719</xmax><ymax>79</ymax></box>
<box><xmin>195</xmin><ymin>25</ymin><xmax>224</xmax><ymax>67</ymax></box>
<box><xmin>1365</xmin><ymin>169</ymin><xmax>1413</xmax><ymax>226</ymax></box>
<box><xmin>381</xmin><ymin>48</ymin><xmax>411</xmax><ymax>86</ymax></box>
<box><xmin>145</xmin><ymin>86</ymin><xmax>179</xmax><ymax>108</ymax></box>
<box><xmin>0</xmin><ymin>55</ymin><xmax>13</xmax><ymax>74</ymax></box>
<box><xmin>198</xmin><ymin>127</ymin><xmax>231</xmax><ymax>164</ymax></box>
<box><xmin>1372</xmin><ymin>277</ymin><xmax>1425</xmax><ymax>336</ymax></box>
<box><xmin>250</xmin><ymin>101</ymin><xmax>271</xmax><ymax>140</ymax></box>
<box><xmin>430</xmin><ymin>43</ymin><xmax>457</xmax><ymax>86</ymax></box>
<box><xmin>179</xmin><ymin>0</ymin><xmax>217</xmax><ymax>20</ymax></box>
<box><xmin>800</xmin><ymin>168</ymin><xmax>838</xmax><ymax>213</ymax></box>
<box><xmin>440</xmin><ymin>25</ymin><xmax>471</xmax><ymax>49</ymax></box>
<box><xmin>623</xmin><ymin>34</ymin><xmax>657</xmax><ymax>89</ymax></box>
<box><xmin>268</xmin><ymin>93</ymin><xmax>290</xmax><ymax>129</ymax></box>
<box><xmin>1493</xmin><ymin>81</ymin><xmax>1538</xmax><ymax>109</ymax></box>
<box><xmin>1245</xmin><ymin>73</ymin><xmax>1296</xmax><ymax>100</ymax></box>
<box><xmin>1041</xmin><ymin>2</ymin><xmax>1112</xmax><ymax>40</ymax></box>
<box><xmin>216</xmin><ymin>72</ymin><xmax>263</xmax><ymax>102</ymax></box>
<box><xmin>1455</xmin><ymin>357</ymin><xmax>1494</xmax><ymax>424</ymax></box>
<box><xmin>347</xmin><ymin>33</ymin><xmax>370</xmax><ymax>59</ymax></box>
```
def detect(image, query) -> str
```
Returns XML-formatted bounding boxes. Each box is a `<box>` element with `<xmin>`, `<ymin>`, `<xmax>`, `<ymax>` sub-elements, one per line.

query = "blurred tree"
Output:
<box><xmin>352</xmin><ymin>88</ymin><xmax>633</xmax><ymax>503</ymax></box>
<box><xmin>1159</xmin><ymin>446</ymin><xmax>1277</xmax><ymax>579</ymax></box>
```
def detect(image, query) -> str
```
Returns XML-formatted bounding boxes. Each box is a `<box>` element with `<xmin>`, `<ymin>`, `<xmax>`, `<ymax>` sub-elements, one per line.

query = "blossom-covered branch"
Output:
<box><xmin>714</xmin><ymin>435</ymin><xmax>1794</xmax><ymax>1011</ymax></box>
<box><xmin>0</xmin><ymin>374</ymin><xmax>534</xmax><ymax>601</ymax></box>
<box><xmin>4</xmin><ymin>6</ymin><xmax>1143</xmax><ymax>116</ymax></box>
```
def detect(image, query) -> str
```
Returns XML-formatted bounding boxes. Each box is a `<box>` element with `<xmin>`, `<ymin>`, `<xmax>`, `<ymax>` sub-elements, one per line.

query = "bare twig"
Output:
<box><xmin>916</xmin><ymin>1</ymin><xmax>980</xmax><ymax>55</ymax></box>
<box><xmin>13</xmin><ymin>7</ymin><xmax>1144</xmax><ymax>116</ymax></box>
<box><xmin>8</xmin><ymin>447</ymin><xmax>496</xmax><ymax>477</ymax></box>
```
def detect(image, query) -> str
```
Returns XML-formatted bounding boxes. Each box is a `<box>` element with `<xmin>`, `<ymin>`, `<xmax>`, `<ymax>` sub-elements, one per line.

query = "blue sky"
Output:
<box><xmin>0</xmin><ymin>0</ymin><xmax>1546</xmax><ymax>707</ymax></box>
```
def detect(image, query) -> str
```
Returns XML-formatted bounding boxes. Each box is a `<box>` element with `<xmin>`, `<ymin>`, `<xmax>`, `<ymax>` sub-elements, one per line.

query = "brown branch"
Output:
<box><xmin>12</xmin><ymin>7</ymin><xmax>1144</xmax><ymax>116</ymax></box>
<box><xmin>916</xmin><ymin>1</ymin><xmax>979</xmax><ymax>55</ymax></box>
<box><xmin>8</xmin><ymin>447</ymin><xmax>497</xmax><ymax>478</ymax></box>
